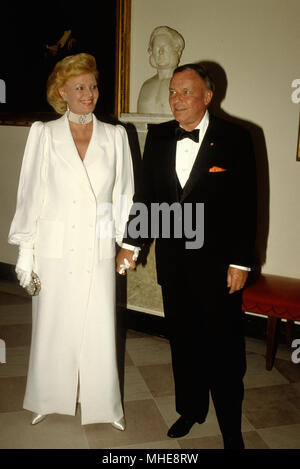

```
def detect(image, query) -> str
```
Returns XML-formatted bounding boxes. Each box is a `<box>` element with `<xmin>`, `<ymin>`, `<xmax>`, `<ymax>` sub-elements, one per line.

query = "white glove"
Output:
<box><xmin>132</xmin><ymin>247</ymin><xmax>139</xmax><ymax>262</ymax></box>
<box><xmin>119</xmin><ymin>257</ymin><xmax>130</xmax><ymax>275</ymax></box>
<box><xmin>118</xmin><ymin>247</ymin><xmax>139</xmax><ymax>274</ymax></box>
<box><xmin>15</xmin><ymin>247</ymin><xmax>34</xmax><ymax>288</ymax></box>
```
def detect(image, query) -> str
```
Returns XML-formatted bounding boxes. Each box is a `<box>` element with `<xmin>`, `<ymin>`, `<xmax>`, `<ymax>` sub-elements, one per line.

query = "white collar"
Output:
<box><xmin>179</xmin><ymin>109</ymin><xmax>209</xmax><ymax>133</ymax></box>
<box><xmin>67</xmin><ymin>109</ymin><xmax>93</xmax><ymax>125</ymax></box>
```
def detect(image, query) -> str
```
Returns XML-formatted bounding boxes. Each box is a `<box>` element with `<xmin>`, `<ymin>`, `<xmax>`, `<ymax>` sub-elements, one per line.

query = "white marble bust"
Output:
<box><xmin>137</xmin><ymin>26</ymin><xmax>185</xmax><ymax>115</ymax></box>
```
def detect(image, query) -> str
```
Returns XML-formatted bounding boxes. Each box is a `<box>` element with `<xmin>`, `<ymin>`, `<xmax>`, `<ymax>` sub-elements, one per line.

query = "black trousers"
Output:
<box><xmin>161</xmin><ymin>266</ymin><xmax>246</xmax><ymax>438</ymax></box>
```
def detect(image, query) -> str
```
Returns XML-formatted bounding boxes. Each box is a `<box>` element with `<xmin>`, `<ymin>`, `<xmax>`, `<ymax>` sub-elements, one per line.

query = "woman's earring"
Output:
<box><xmin>63</xmin><ymin>97</ymin><xmax>69</xmax><ymax>111</ymax></box>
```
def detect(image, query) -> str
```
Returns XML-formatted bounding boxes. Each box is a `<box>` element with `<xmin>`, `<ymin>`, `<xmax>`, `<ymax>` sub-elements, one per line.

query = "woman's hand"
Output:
<box><xmin>15</xmin><ymin>247</ymin><xmax>34</xmax><ymax>288</ymax></box>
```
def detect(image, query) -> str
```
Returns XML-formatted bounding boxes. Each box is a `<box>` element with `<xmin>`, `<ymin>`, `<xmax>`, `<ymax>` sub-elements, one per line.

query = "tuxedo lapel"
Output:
<box><xmin>180</xmin><ymin>116</ymin><xmax>218</xmax><ymax>202</ymax></box>
<box><xmin>161</xmin><ymin>122</ymin><xmax>180</xmax><ymax>202</ymax></box>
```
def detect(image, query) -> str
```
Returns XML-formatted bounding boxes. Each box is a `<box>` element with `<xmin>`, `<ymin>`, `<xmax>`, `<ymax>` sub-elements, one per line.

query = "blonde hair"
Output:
<box><xmin>47</xmin><ymin>53</ymin><xmax>99</xmax><ymax>114</ymax></box>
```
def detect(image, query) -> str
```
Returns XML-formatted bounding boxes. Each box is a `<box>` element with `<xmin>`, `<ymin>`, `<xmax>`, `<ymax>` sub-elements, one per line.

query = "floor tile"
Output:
<box><xmin>258</xmin><ymin>424</ymin><xmax>300</xmax><ymax>449</ymax></box>
<box><xmin>244</xmin><ymin>353</ymin><xmax>289</xmax><ymax>388</ymax></box>
<box><xmin>123</xmin><ymin>366</ymin><xmax>152</xmax><ymax>401</ymax></box>
<box><xmin>126</xmin><ymin>337</ymin><xmax>171</xmax><ymax>366</ymax></box>
<box><xmin>242</xmin><ymin>430</ymin><xmax>270</xmax><ymax>449</ymax></box>
<box><xmin>274</xmin><ymin>358</ymin><xmax>300</xmax><ymax>383</ymax></box>
<box><xmin>84</xmin><ymin>399</ymin><xmax>169</xmax><ymax>448</ymax></box>
<box><xmin>0</xmin><ymin>410</ymin><xmax>89</xmax><ymax>449</ymax></box>
<box><xmin>154</xmin><ymin>395</ymin><xmax>222</xmax><ymax>438</ymax></box>
<box><xmin>243</xmin><ymin>384</ymin><xmax>300</xmax><ymax>428</ymax></box>
<box><xmin>124</xmin><ymin>351</ymin><xmax>134</xmax><ymax>366</ymax></box>
<box><xmin>138</xmin><ymin>364</ymin><xmax>175</xmax><ymax>397</ymax></box>
<box><xmin>178</xmin><ymin>435</ymin><xmax>224</xmax><ymax>449</ymax></box>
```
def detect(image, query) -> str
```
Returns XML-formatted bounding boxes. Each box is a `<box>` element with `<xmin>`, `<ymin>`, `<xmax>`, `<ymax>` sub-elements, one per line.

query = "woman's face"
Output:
<box><xmin>59</xmin><ymin>73</ymin><xmax>99</xmax><ymax>114</ymax></box>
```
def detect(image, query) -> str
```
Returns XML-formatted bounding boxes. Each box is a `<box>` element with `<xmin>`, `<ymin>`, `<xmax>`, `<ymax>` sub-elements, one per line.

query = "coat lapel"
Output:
<box><xmin>162</xmin><ymin>122</ymin><xmax>181</xmax><ymax>202</ymax></box>
<box><xmin>52</xmin><ymin>114</ymin><xmax>97</xmax><ymax>200</ymax></box>
<box><xmin>83</xmin><ymin>115</ymin><xmax>110</xmax><ymax>168</ymax></box>
<box><xmin>180</xmin><ymin>116</ymin><xmax>217</xmax><ymax>202</ymax></box>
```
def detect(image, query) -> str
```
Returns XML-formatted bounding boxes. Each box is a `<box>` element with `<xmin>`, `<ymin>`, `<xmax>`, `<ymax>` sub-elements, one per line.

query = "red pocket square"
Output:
<box><xmin>209</xmin><ymin>166</ymin><xmax>227</xmax><ymax>172</ymax></box>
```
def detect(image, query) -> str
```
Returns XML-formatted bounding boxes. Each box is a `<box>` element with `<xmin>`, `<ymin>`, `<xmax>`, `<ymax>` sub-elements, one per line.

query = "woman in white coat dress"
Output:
<box><xmin>8</xmin><ymin>53</ymin><xmax>134</xmax><ymax>428</ymax></box>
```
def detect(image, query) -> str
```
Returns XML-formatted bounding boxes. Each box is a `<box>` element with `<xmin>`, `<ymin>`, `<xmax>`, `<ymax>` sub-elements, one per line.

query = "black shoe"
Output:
<box><xmin>223</xmin><ymin>433</ymin><xmax>245</xmax><ymax>449</ymax></box>
<box><xmin>167</xmin><ymin>416</ymin><xmax>204</xmax><ymax>438</ymax></box>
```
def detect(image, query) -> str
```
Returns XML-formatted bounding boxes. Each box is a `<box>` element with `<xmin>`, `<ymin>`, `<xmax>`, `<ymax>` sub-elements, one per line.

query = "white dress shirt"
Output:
<box><xmin>176</xmin><ymin>110</ymin><xmax>209</xmax><ymax>187</ymax></box>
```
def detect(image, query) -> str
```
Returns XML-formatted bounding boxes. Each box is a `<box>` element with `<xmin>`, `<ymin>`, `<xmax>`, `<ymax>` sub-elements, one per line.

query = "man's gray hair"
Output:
<box><xmin>173</xmin><ymin>63</ymin><xmax>215</xmax><ymax>93</ymax></box>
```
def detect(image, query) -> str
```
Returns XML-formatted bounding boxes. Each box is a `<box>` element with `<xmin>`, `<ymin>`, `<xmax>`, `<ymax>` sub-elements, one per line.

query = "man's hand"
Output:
<box><xmin>227</xmin><ymin>266</ymin><xmax>248</xmax><ymax>294</ymax></box>
<box><xmin>116</xmin><ymin>248</ymin><xmax>136</xmax><ymax>275</ymax></box>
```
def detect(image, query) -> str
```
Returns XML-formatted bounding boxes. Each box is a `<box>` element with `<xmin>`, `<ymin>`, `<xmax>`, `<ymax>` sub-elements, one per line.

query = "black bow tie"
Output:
<box><xmin>175</xmin><ymin>127</ymin><xmax>199</xmax><ymax>143</ymax></box>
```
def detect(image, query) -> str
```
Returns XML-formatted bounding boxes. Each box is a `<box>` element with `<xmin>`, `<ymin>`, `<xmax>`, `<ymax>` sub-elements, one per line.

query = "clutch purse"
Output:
<box><xmin>25</xmin><ymin>272</ymin><xmax>41</xmax><ymax>296</ymax></box>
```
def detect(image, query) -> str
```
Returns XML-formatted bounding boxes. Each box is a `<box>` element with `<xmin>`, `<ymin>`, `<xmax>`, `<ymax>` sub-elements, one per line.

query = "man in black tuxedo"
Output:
<box><xmin>117</xmin><ymin>63</ymin><xmax>257</xmax><ymax>449</ymax></box>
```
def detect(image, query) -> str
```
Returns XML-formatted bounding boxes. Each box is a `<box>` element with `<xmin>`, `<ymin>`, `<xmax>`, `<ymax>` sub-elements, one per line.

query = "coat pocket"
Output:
<box><xmin>35</xmin><ymin>219</ymin><xmax>64</xmax><ymax>258</ymax></box>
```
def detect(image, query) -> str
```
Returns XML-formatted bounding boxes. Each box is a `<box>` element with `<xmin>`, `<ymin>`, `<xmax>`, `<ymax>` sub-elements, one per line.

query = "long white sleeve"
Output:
<box><xmin>8</xmin><ymin>121</ymin><xmax>48</xmax><ymax>249</ymax></box>
<box><xmin>112</xmin><ymin>125</ymin><xmax>135</xmax><ymax>246</ymax></box>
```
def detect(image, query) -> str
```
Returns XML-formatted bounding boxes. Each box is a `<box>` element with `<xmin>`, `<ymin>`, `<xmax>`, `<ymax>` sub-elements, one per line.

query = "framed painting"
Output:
<box><xmin>0</xmin><ymin>0</ymin><xmax>131</xmax><ymax>125</ymax></box>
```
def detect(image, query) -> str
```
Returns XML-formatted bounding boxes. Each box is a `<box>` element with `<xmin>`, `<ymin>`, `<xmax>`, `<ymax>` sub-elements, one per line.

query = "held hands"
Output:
<box><xmin>227</xmin><ymin>266</ymin><xmax>248</xmax><ymax>294</ymax></box>
<box><xmin>15</xmin><ymin>247</ymin><xmax>34</xmax><ymax>288</ymax></box>
<box><xmin>116</xmin><ymin>248</ymin><xmax>137</xmax><ymax>275</ymax></box>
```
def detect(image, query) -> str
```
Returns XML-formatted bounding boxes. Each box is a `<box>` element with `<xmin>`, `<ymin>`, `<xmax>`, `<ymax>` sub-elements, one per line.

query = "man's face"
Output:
<box><xmin>150</xmin><ymin>34</ymin><xmax>179</xmax><ymax>70</ymax></box>
<box><xmin>169</xmin><ymin>70</ymin><xmax>213</xmax><ymax>130</ymax></box>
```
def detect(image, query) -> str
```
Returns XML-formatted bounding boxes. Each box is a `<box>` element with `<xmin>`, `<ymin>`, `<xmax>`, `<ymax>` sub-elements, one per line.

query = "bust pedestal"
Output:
<box><xmin>120</xmin><ymin>112</ymin><xmax>172</xmax><ymax>152</ymax></box>
<box><xmin>120</xmin><ymin>113</ymin><xmax>173</xmax><ymax>316</ymax></box>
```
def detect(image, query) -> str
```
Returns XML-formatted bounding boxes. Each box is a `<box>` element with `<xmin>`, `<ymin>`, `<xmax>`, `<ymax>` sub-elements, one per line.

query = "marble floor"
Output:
<box><xmin>0</xmin><ymin>280</ymin><xmax>300</xmax><ymax>450</ymax></box>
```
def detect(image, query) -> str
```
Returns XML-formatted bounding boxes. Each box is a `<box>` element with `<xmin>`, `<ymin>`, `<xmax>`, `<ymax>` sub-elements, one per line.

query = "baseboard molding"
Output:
<box><xmin>120</xmin><ymin>307</ymin><xmax>168</xmax><ymax>338</ymax></box>
<box><xmin>121</xmin><ymin>307</ymin><xmax>300</xmax><ymax>345</ymax></box>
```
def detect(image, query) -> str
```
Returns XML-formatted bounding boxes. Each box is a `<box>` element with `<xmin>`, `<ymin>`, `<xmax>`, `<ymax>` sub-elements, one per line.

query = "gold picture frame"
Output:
<box><xmin>115</xmin><ymin>0</ymin><xmax>131</xmax><ymax>118</ymax></box>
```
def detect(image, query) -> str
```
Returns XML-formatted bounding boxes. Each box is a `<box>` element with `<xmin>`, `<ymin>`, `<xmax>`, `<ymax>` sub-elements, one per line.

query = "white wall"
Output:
<box><xmin>130</xmin><ymin>0</ymin><xmax>300</xmax><ymax>278</ymax></box>
<box><xmin>0</xmin><ymin>126</ymin><xmax>29</xmax><ymax>265</ymax></box>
